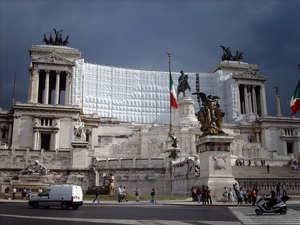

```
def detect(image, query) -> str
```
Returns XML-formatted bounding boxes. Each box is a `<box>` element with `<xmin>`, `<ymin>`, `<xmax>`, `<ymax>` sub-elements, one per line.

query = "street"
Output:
<box><xmin>0</xmin><ymin>201</ymin><xmax>300</xmax><ymax>225</ymax></box>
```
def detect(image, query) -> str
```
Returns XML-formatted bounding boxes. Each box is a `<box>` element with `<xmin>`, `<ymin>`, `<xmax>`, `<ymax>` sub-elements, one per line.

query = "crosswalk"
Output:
<box><xmin>229</xmin><ymin>207</ymin><xmax>300</xmax><ymax>225</ymax></box>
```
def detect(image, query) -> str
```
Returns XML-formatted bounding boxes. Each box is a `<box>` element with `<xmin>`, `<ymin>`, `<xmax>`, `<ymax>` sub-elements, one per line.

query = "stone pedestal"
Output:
<box><xmin>173</xmin><ymin>96</ymin><xmax>198</xmax><ymax>127</ymax></box>
<box><xmin>194</xmin><ymin>134</ymin><xmax>237</xmax><ymax>201</ymax></box>
<box><xmin>71</xmin><ymin>141</ymin><xmax>89</xmax><ymax>169</ymax></box>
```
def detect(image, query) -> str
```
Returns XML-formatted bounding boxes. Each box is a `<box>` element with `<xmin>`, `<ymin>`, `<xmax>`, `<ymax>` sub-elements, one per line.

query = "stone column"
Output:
<box><xmin>236</xmin><ymin>83</ymin><xmax>241</xmax><ymax>116</ymax></box>
<box><xmin>55</xmin><ymin>71</ymin><xmax>60</xmax><ymax>105</ymax></box>
<box><xmin>255</xmin><ymin>129</ymin><xmax>260</xmax><ymax>143</ymax></box>
<box><xmin>260</xmin><ymin>84</ymin><xmax>268</xmax><ymax>116</ymax></box>
<box><xmin>244</xmin><ymin>85</ymin><xmax>249</xmax><ymax>115</ymax></box>
<box><xmin>33</xmin><ymin>130</ymin><xmax>38</xmax><ymax>150</ymax></box>
<box><xmin>276</xmin><ymin>94</ymin><xmax>283</xmax><ymax>117</ymax></box>
<box><xmin>29</xmin><ymin>69</ymin><xmax>39</xmax><ymax>103</ymax></box>
<box><xmin>65</xmin><ymin>72</ymin><xmax>72</xmax><ymax>105</ymax></box>
<box><xmin>44</xmin><ymin>70</ymin><xmax>50</xmax><ymax>104</ymax></box>
<box><xmin>252</xmin><ymin>86</ymin><xmax>257</xmax><ymax>115</ymax></box>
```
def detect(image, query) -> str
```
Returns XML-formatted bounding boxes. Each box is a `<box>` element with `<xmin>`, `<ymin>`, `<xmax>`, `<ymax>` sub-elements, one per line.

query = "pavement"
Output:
<box><xmin>1</xmin><ymin>198</ymin><xmax>299</xmax><ymax>206</ymax></box>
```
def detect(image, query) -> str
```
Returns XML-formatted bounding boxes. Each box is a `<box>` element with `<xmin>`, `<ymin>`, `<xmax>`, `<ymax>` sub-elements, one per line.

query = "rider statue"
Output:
<box><xmin>177</xmin><ymin>70</ymin><xmax>191</xmax><ymax>98</ymax></box>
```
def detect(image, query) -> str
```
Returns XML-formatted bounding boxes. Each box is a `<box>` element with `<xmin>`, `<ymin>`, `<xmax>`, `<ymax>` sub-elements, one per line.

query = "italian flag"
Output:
<box><xmin>170</xmin><ymin>71</ymin><xmax>178</xmax><ymax>109</ymax></box>
<box><xmin>291</xmin><ymin>78</ymin><xmax>300</xmax><ymax>116</ymax></box>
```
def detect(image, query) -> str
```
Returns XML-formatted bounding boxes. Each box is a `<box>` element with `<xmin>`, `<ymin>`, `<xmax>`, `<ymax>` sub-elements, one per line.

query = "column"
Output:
<box><xmin>236</xmin><ymin>83</ymin><xmax>241</xmax><ymax>115</ymax></box>
<box><xmin>244</xmin><ymin>85</ymin><xmax>249</xmax><ymax>115</ymax></box>
<box><xmin>7</xmin><ymin>122</ymin><xmax>12</xmax><ymax>147</ymax></box>
<box><xmin>55</xmin><ymin>71</ymin><xmax>60</xmax><ymax>105</ymax></box>
<box><xmin>65</xmin><ymin>72</ymin><xmax>72</xmax><ymax>105</ymax></box>
<box><xmin>252</xmin><ymin>86</ymin><xmax>257</xmax><ymax>115</ymax></box>
<box><xmin>33</xmin><ymin>130</ymin><xmax>38</xmax><ymax>150</ymax></box>
<box><xmin>44</xmin><ymin>70</ymin><xmax>50</xmax><ymax>104</ymax></box>
<box><xmin>276</xmin><ymin>94</ymin><xmax>283</xmax><ymax>117</ymax></box>
<box><xmin>248</xmin><ymin>92</ymin><xmax>253</xmax><ymax>114</ymax></box>
<box><xmin>28</xmin><ymin>69</ymin><xmax>34</xmax><ymax>103</ymax></box>
<box><xmin>260</xmin><ymin>84</ymin><xmax>268</xmax><ymax>116</ymax></box>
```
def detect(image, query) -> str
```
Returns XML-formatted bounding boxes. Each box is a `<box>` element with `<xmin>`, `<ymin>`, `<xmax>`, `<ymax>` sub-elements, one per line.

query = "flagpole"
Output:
<box><xmin>167</xmin><ymin>53</ymin><xmax>174</xmax><ymax>138</ymax></box>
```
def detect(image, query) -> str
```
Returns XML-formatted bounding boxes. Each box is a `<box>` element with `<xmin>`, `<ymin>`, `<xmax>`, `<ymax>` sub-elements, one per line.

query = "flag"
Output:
<box><xmin>170</xmin><ymin>71</ymin><xmax>178</xmax><ymax>109</ymax></box>
<box><xmin>291</xmin><ymin>78</ymin><xmax>300</xmax><ymax>116</ymax></box>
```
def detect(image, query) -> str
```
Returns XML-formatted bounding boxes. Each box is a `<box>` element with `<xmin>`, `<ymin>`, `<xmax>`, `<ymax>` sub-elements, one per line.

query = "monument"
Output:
<box><xmin>193</xmin><ymin>92</ymin><xmax>237</xmax><ymax>201</ymax></box>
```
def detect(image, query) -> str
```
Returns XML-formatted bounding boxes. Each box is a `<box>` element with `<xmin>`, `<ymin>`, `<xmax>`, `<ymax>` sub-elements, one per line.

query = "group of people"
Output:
<box><xmin>235</xmin><ymin>159</ymin><xmax>266</xmax><ymax>167</ymax></box>
<box><xmin>117</xmin><ymin>186</ymin><xmax>131</xmax><ymax>203</ymax></box>
<box><xmin>4</xmin><ymin>186</ymin><xmax>41</xmax><ymax>201</ymax></box>
<box><xmin>222</xmin><ymin>183</ymin><xmax>260</xmax><ymax>208</ymax></box>
<box><xmin>191</xmin><ymin>186</ymin><xmax>212</xmax><ymax>205</ymax></box>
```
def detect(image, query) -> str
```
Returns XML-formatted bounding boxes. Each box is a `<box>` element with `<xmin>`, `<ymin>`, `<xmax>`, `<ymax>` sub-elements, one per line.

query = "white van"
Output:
<box><xmin>28</xmin><ymin>184</ymin><xmax>83</xmax><ymax>209</ymax></box>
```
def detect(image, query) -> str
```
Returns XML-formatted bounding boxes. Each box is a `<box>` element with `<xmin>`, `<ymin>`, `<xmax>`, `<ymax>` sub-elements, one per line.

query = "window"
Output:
<box><xmin>287</xmin><ymin>142</ymin><xmax>293</xmax><ymax>154</ymax></box>
<box><xmin>41</xmin><ymin>133</ymin><xmax>51</xmax><ymax>150</ymax></box>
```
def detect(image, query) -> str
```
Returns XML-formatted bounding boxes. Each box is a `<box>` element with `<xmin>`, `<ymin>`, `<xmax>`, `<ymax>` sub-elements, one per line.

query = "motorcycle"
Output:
<box><xmin>255</xmin><ymin>195</ymin><xmax>290</xmax><ymax>215</ymax></box>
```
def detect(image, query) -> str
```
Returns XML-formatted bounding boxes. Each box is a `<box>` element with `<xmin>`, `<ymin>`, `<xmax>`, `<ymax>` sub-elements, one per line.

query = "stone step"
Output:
<box><xmin>232</xmin><ymin>165</ymin><xmax>300</xmax><ymax>178</ymax></box>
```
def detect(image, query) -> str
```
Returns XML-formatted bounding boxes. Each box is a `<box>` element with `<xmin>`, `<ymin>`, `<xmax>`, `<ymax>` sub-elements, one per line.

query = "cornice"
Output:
<box><xmin>210</xmin><ymin>61</ymin><xmax>260</xmax><ymax>73</ymax></box>
<box><xmin>233</xmin><ymin>69</ymin><xmax>267</xmax><ymax>81</ymax></box>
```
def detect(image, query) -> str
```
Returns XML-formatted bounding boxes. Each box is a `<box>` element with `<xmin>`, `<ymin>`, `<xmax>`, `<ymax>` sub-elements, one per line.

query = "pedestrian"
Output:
<box><xmin>26</xmin><ymin>188</ymin><xmax>31</xmax><ymax>201</ymax></box>
<box><xmin>117</xmin><ymin>185</ymin><xmax>123</xmax><ymax>203</ymax></box>
<box><xmin>223</xmin><ymin>187</ymin><xmax>228</xmax><ymax>203</ymax></box>
<box><xmin>150</xmin><ymin>188</ymin><xmax>157</xmax><ymax>204</ymax></box>
<box><xmin>12</xmin><ymin>186</ymin><xmax>16</xmax><ymax>200</ymax></box>
<box><xmin>237</xmin><ymin>187</ymin><xmax>244</xmax><ymax>208</ymax></box>
<box><xmin>196</xmin><ymin>187</ymin><xmax>201</xmax><ymax>204</ymax></box>
<box><xmin>21</xmin><ymin>188</ymin><xmax>26</xmax><ymax>201</ymax></box>
<box><xmin>282</xmin><ymin>183</ymin><xmax>287</xmax><ymax>196</ymax></box>
<box><xmin>122</xmin><ymin>186</ymin><xmax>128</xmax><ymax>202</ymax></box>
<box><xmin>229</xmin><ymin>187</ymin><xmax>234</xmax><ymax>203</ymax></box>
<box><xmin>251</xmin><ymin>188</ymin><xmax>257</xmax><ymax>207</ymax></box>
<box><xmin>93</xmin><ymin>189</ymin><xmax>100</xmax><ymax>204</ymax></box>
<box><xmin>276</xmin><ymin>183</ymin><xmax>280</xmax><ymax>197</ymax></box>
<box><xmin>38</xmin><ymin>187</ymin><xmax>43</xmax><ymax>194</ymax></box>
<box><xmin>4</xmin><ymin>186</ymin><xmax>10</xmax><ymax>200</ymax></box>
<box><xmin>201</xmin><ymin>185</ymin><xmax>207</xmax><ymax>205</ymax></box>
<box><xmin>134</xmin><ymin>187</ymin><xmax>139</xmax><ymax>202</ymax></box>
<box><xmin>266</xmin><ymin>164</ymin><xmax>270</xmax><ymax>173</ymax></box>
<box><xmin>206</xmin><ymin>186</ymin><xmax>212</xmax><ymax>205</ymax></box>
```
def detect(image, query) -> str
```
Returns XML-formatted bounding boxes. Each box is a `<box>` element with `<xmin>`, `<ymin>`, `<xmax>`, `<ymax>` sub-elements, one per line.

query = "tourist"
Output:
<box><xmin>266</xmin><ymin>164</ymin><xmax>270</xmax><ymax>173</ymax></box>
<box><xmin>93</xmin><ymin>189</ymin><xmax>100</xmax><ymax>204</ymax></box>
<box><xmin>38</xmin><ymin>187</ymin><xmax>43</xmax><ymax>194</ymax></box>
<box><xmin>206</xmin><ymin>186</ymin><xmax>212</xmax><ymax>205</ymax></box>
<box><xmin>26</xmin><ymin>188</ymin><xmax>31</xmax><ymax>201</ymax></box>
<box><xmin>196</xmin><ymin>187</ymin><xmax>201</xmax><ymax>204</ymax></box>
<box><xmin>228</xmin><ymin>187</ymin><xmax>234</xmax><ymax>203</ymax></box>
<box><xmin>251</xmin><ymin>187</ymin><xmax>257</xmax><ymax>207</ymax></box>
<box><xmin>191</xmin><ymin>186</ymin><xmax>197</xmax><ymax>201</ymax></box>
<box><xmin>122</xmin><ymin>186</ymin><xmax>128</xmax><ymax>202</ymax></box>
<box><xmin>4</xmin><ymin>186</ymin><xmax>10</xmax><ymax>199</ymax></box>
<box><xmin>134</xmin><ymin>187</ymin><xmax>139</xmax><ymax>202</ymax></box>
<box><xmin>12</xmin><ymin>186</ymin><xmax>16</xmax><ymax>200</ymax></box>
<box><xmin>201</xmin><ymin>185</ymin><xmax>207</xmax><ymax>205</ymax></box>
<box><xmin>282</xmin><ymin>183</ymin><xmax>287</xmax><ymax>196</ymax></box>
<box><xmin>276</xmin><ymin>182</ymin><xmax>281</xmax><ymax>197</ymax></box>
<box><xmin>237</xmin><ymin>187</ymin><xmax>244</xmax><ymax>208</ymax></box>
<box><xmin>223</xmin><ymin>187</ymin><xmax>228</xmax><ymax>203</ymax></box>
<box><xmin>21</xmin><ymin>188</ymin><xmax>26</xmax><ymax>201</ymax></box>
<box><xmin>150</xmin><ymin>188</ymin><xmax>157</xmax><ymax>204</ymax></box>
<box><xmin>117</xmin><ymin>185</ymin><xmax>123</xmax><ymax>203</ymax></box>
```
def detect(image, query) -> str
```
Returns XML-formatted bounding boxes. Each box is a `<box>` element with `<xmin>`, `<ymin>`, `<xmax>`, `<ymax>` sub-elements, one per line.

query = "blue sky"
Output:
<box><xmin>1</xmin><ymin>0</ymin><xmax>300</xmax><ymax>117</ymax></box>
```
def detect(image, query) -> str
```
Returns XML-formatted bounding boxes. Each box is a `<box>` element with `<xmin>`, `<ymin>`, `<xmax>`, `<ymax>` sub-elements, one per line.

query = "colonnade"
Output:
<box><xmin>28</xmin><ymin>69</ymin><xmax>72</xmax><ymax>105</ymax></box>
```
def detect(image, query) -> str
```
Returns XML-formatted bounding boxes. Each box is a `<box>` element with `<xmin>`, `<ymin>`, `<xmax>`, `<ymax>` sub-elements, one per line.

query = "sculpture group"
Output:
<box><xmin>43</xmin><ymin>29</ymin><xmax>69</xmax><ymax>46</ymax></box>
<box><xmin>220</xmin><ymin>46</ymin><xmax>243</xmax><ymax>61</ymax></box>
<box><xmin>193</xmin><ymin>92</ymin><xmax>225</xmax><ymax>135</ymax></box>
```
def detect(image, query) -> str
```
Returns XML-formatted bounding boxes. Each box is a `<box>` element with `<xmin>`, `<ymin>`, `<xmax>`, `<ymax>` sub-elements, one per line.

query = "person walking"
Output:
<box><xmin>134</xmin><ymin>187</ymin><xmax>139</xmax><ymax>202</ymax></box>
<box><xmin>223</xmin><ymin>186</ymin><xmax>228</xmax><ymax>203</ymax></box>
<box><xmin>122</xmin><ymin>186</ymin><xmax>128</xmax><ymax>202</ymax></box>
<box><xmin>196</xmin><ymin>187</ymin><xmax>201</xmax><ymax>204</ymax></box>
<box><xmin>229</xmin><ymin>187</ymin><xmax>234</xmax><ymax>203</ymax></box>
<box><xmin>251</xmin><ymin>187</ymin><xmax>257</xmax><ymax>207</ymax></box>
<box><xmin>21</xmin><ymin>188</ymin><xmax>26</xmax><ymax>201</ymax></box>
<box><xmin>201</xmin><ymin>185</ymin><xmax>207</xmax><ymax>205</ymax></box>
<box><xmin>12</xmin><ymin>187</ymin><xmax>16</xmax><ymax>200</ymax></box>
<box><xmin>117</xmin><ymin>185</ymin><xmax>123</xmax><ymax>203</ymax></box>
<box><xmin>206</xmin><ymin>186</ymin><xmax>212</xmax><ymax>205</ymax></box>
<box><xmin>150</xmin><ymin>188</ymin><xmax>157</xmax><ymax>204</ymax></box>
<box><xmin>237</xmin><ymin>187</ymin><xmax>244</xmax><ymax>208</ymax></box>
<box><xmin>266</xmin><ymin>164</ymin><xmax>270</xmax><ymax>173</ymax></box>
<box><xmin>93</xmin><ymin>189</ymin><xmax>100</xmax><ymax>204</ymax></box>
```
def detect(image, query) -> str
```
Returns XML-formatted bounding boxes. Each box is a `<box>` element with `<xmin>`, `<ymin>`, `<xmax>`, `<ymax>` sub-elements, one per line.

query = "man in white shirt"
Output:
<box><xmin>118</xmin><ymin>186</ymin><xmax>123</xmax><ymax>203</ymax></box>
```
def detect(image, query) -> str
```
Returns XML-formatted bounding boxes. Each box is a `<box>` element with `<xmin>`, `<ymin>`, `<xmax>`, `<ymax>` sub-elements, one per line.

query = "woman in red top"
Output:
<box><xmin>251</xmin><ymin>187</ymin><xmax>257</xmax><ymax>207</ymax></box>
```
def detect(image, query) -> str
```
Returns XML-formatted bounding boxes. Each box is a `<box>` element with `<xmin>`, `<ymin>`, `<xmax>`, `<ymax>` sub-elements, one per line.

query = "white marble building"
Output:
<box><xmin>0</xmin><ymin>44</ymin><xmax>299</xmax><ymax>197</ymax></box>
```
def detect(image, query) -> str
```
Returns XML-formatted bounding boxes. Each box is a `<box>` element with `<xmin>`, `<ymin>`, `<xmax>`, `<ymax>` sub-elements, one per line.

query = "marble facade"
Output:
<box><xmin>0</xmin><ymin>44</ymin><xmax>300</xmax><ymax>197</ymax></box>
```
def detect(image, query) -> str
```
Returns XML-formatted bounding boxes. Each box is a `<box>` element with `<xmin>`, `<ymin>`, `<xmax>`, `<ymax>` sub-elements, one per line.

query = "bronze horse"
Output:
<box><xmin>177</xmin><ymin>74</ymin><xmax>191</xmax><ymax>98</ymax></box>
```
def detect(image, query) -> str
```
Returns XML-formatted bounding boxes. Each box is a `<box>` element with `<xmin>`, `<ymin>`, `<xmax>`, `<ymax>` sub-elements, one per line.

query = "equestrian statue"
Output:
<box><xmin>177</xmin><ymin>70</ymin><xmax>191</xmax><ymax>98</ymax></box>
